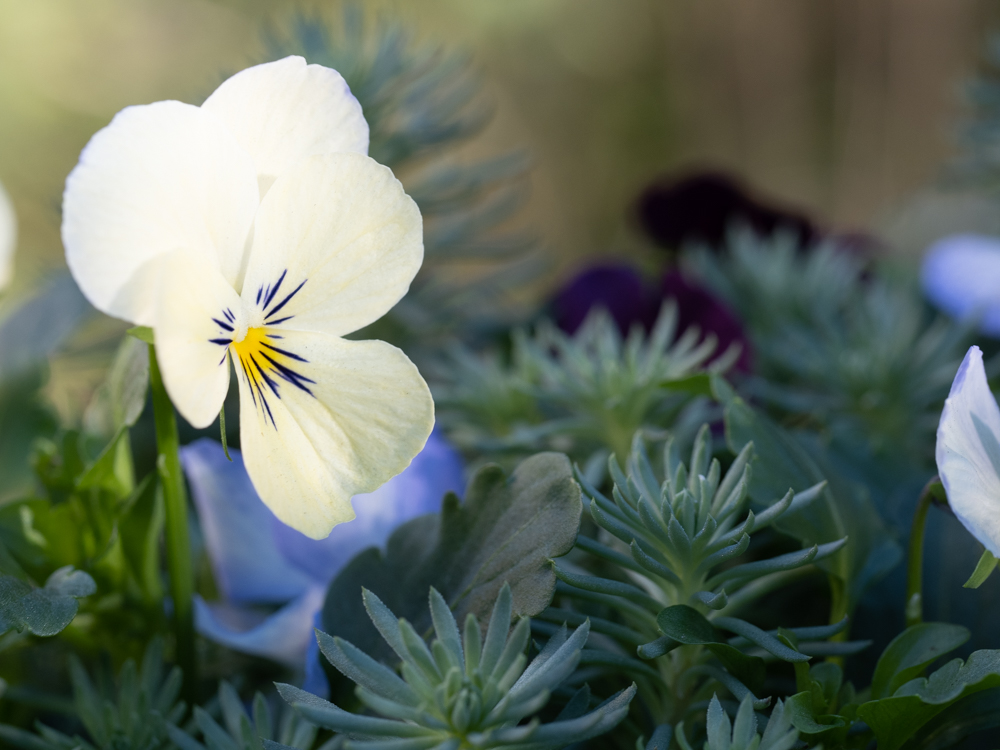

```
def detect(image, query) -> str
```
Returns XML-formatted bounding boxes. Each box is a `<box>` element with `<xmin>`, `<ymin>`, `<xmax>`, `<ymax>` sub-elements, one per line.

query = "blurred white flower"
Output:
<box><xmin>0</xmin><ymin>178</ymin><xmax>17</xmax><ymax>290</ymax></box>
<box><xmin>922</xmin><ymin>234</ymin><xmax>1000</xmax><ymax>336</ymax></box>
<box><xmin>62</xmin><ymin>57</ymin><xmax>433</xmax><ymax>539</ymax></box>
<box><xmin>937</xmin><ymin>345</ymin><xmax>1000</xmax><ymax>555</ymax></box>
<box><xmin>181</xmin><ymin>432</ymin><xmax>463</xmax><ymax>693</ymax></box>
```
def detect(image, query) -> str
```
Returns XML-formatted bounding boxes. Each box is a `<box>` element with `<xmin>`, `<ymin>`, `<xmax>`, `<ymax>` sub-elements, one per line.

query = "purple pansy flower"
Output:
<box><xmin>550</xmin><ymin>263</ymin><xmax>752</xmax><ymax>371</ymax></box>
<box><xmin>636</xmin><ymin>171</ymin><xmax>817</xmax><ymax>252</ymax></box>
<box><xmin>180</xmin><ymin>429</ymin><xmax>464</xmax><ymax>695</ymax></box>
<box><xmin>660</xmin><ymin>270</ymin><xmax>752</xmax><ymax>372</ymax></box>
<box><xmin>551</xmin><ymin>263</ymin><xmax>655</xmax><ymax>336</ymax></box>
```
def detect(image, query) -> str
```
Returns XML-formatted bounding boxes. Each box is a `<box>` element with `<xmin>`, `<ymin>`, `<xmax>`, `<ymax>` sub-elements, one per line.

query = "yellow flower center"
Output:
<box><xmin>231</xmin><ymin>325</ymin><xmax>270</xmax><ymax>363</ymax></box>
<box><xmin>229</xmin><ymin>326</ymin><xmax>316</xmax><ymax>429</ymax></box>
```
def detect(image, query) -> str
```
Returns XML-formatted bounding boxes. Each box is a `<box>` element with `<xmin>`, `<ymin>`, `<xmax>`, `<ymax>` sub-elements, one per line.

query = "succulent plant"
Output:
<box><xmin>546</xmin><ymin>424</ymin><xmax>864</xmax><ymax>725</ymax></box>
<box><xmin>433</xmin><ymin>305</ymin><xmax>726</xmax><ymax>468</ymax></box>
<box><xmin>675</xmin><ymin>694</ymin><xmax>810</xmax><ymax>750</ymax></box>
<box><xmin>167</xmin><ymin>681</ymin><xmax>330</xmax><ymax>750</ymax></box>
<box><xmin>273</xmin><ymin>584</ymin><xmax>635</xmax><ymax>749</ymax></box>
<box><xmin>0</xmin><ymin>640</ymin><xmax>184</xmax><ymax>750</ymax></box>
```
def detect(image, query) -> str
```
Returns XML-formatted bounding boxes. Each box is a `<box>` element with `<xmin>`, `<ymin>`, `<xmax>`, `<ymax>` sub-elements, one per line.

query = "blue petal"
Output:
<box><xmin>181</xmin><ymin>438</ymin><xmax>315</xmax><ymax>603</ymax></box>
<box><xmin>193</xmin><ymin>586</ymin><xmax>325</xmax><ymax>666</ymax></box>
<box><xmin>923</xmin><ymin>234</ymin><xmax>1000</xmax><ymax>336</ymax></box>
<box><xmin>303</xmin><ymin>609</ymin><xmax>330</xmax><ymax>698</ymax></box>
<box><xmin>269</xmin><ymin>428</ymin><xmax>464</xmax><ymax>582</ymax></box>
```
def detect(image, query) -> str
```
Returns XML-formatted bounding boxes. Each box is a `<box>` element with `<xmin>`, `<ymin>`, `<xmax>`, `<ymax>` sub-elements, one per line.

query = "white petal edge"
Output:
<box><xmin>194</xmin><ymin>586</ymin><xmax>325</xmax><ymax>666</ymax></box>
<box><xmin>62</xmin><ymin>101</ymin><xmax>259</xmax><ymax>323</ymax></box>
<box><xmin>937</xmin><ymin>345</ymin><xmax>1000</xmax><ymax>556</ymax></box>
<box><xmin>922</xmin><ymin>234</ymin><xmax>1000</xmax><ymax>337</ymax></box>
<box><xmin>152</xmin><ymin>249</ymin><xmax>241</xmax><ymax>428</ymax></box>
<box><xmin>270</xmin><ymin>428</ymin><xmax>464</xmax><ymax>580</ymax></box>
<box><xmin>181</xmin><ymin>438</ymin><xmax>316</xmax><ymax>603</ymax></box>
<box><xmin>241</xmin><ymin>152</ymin><xmax>422</xmax><ymax>338</ymax></box>
<box><xmin>202</xmin><ymin>56</ymin><xmax>369</xmax><ymax>197</ymax></box>
<box><xmin>0</xmin><ymin>178</ymin><xmax>16</xmax><ymax>290</ymax></box>
<box><xmin>236</xmin><ymin>331</ymin><xmax>434</xmax><ymax>539</ymax></box>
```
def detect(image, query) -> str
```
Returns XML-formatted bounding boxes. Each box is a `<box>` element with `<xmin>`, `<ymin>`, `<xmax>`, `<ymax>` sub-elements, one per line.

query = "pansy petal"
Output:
<box><xmin>937</xmin><ymin>345</ymin><xmax>1000</xmax><ymax>556</ymax></box>
<box><xmin>151</xmin><ymin>249</ymin><xmax>241</xmax><ymax>429</ymax></box>
<box><xmin>241</xmin><ymin>153</ymin><xmax>422</xmax><ymax>338</ymax></box>
<box><xmin>181</xmin><ymin>438</ymin><xmax>315</xmax><ymax>603</ymax></box>
<box><xmin>303</xmin><ymin>610</ymin><xmax>330</xmax><ymax>697</ymax></box>
<box><xmin>271</xmin><ymin>428</ymin><xmax>464</xmax><ymax>581</ymax></box>
<box><xmin>194</xmin><ymin>586</ymin><xmax>325</xmax><ymax>666</ymax></box>
<box><xmin>62</xmin><ymin>101</ymin><xmax>259</xmax><ymax>323</ymax></box>
<box><xmin>202</xmin><ymin>56</ymin><xmax>368</xmax><ymax>197</ymax></box>
<box><xmin>922</xmin><ymin>234</ymin><xmax>1000</xmax><ymax>337</ymax></box>
<box><xmin>235</xmin><ymin>331</ymin><xmax>434</xmax><ymax>539</ymax></box>
<box><xmin>0</xmin><ymin>179</ymin><xmax>16</xmax><ymax>290</ymax></box>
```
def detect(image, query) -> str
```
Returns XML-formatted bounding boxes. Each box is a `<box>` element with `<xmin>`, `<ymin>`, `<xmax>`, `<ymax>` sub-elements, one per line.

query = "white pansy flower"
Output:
<box><xmin>937</xmin><ymin>345</ymin><xmax>1000</xmax><ymax>555</ymax></box>
<box><xmin>0</xmin><ymin>177</ymin><xmax>16</xmax><ymax>290</ymax></box>
<box><xmin>62</xmin><ymin>56</ymin><xmax>434</xmax><ymax>539</ymax></box>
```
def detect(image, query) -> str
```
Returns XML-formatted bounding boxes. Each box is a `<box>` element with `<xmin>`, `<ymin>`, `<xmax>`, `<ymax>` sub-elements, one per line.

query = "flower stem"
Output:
<box><xmin>148</xmin><ymin>344</ymin><xmax>195</xmax><ymax>698</ymax></box>
<box><xmin>905</xmin><ymin>479</ymin><xmax>936</xmax><ymax>628</ymax></box>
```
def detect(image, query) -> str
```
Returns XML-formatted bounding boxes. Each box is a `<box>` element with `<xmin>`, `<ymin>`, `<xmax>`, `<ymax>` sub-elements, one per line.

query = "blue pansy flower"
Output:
<box><xmin>922</xmin><ymin>234</ymin><xmax>1000</xmax><ymax>337</ymax></box>
<box><xmin>180</xmin><ymin>430</ymin><xmax>463</xmax><ymax>692</ymax></box>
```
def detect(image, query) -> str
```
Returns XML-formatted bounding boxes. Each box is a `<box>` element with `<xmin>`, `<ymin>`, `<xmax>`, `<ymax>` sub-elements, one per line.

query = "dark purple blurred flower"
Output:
<box><xmin>552</xmin><ymin>263</ymin><xmax>656</xmax><ymax>335</ymax></box>
<box><xmin>660</xmin><ymin>270</ymin><xmax>752</xmax><ymax>372</ymax></box>
<box><xmin>636</xmin><ymin>171</ymin><xmax>817</xmax><ymax>251</ymax></box>
<box><xmin>550</xmin><ymin>261</ymin><xmax>752</xmax><ymax>373</ymax></box>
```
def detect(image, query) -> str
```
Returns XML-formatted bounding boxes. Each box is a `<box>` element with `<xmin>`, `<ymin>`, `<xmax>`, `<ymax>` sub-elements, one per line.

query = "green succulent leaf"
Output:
<box><xmin>0</xmin><ymin>639</ymin><xmax>184</xmax><ymax>750</ymax></box>
<box><xmin>300</xmin><ymin>585</ymin><xmax>634</xmax><ymax>749</ymax></box>
<box><xmin>655</xmin><ymin>606</ymin><xmax>767</xmax><ymax>694</ymax></box>
<box><xmin>714</xmin><ymin>377</ymin><xmax>902</xmax><ymax>613</ymax></box>
<box><xmin>677</xmin><ymin>694</ymin><xmax>809</xmax><ymax>750</ymax></box>
<box><xmin>323</xmin><ymin>452</ymin><xmax>582</xmax><ymax>662</ymax></box>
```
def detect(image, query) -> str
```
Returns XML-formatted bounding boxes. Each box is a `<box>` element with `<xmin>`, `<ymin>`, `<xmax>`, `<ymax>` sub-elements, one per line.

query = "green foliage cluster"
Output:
<box><xmin>0</xmin><ymin>640</ymin><xmax>184</xmax><ymax>750</ymax></box>
<box><xmin>280</xmin><ymin>585</ymin><xmax>634</xmax><ymax>750</ymax></box>
<box><xmin>547</xmin><ymin>424</ymin><xmax>861</xmax><ymax>729</ymax></box>
<box><xmin>168</xmin><ymin>681</ymin><xmax>329</xmax><ymax>750</ymax></box>
<box><xmin>684</xmin><ymin>228</ymin><xmax>968</xmax><ymax>463</ymax></box>
<box><xmin>433</xmin><ymin>305</ymin><xmax>725</xmax><ymax>470</ymax></box>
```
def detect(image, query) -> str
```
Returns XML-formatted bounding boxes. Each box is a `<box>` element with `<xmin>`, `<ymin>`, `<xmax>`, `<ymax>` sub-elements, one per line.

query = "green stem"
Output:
<box><xmin>905</xmin><ymin>479</ymin><xmax>936</xmax><ymax>629</ymax></box>
<box><xmin>148</xmin><ymin>345</ymin><xmax>195</xmax><ymax>698</ymax></box>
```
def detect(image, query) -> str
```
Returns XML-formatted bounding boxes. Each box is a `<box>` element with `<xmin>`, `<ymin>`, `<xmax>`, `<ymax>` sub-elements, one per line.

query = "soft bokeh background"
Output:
<box><xmin>2</xmin><ymin>0</ymin><xmax>999</xmax><ymax>418</ymax></box>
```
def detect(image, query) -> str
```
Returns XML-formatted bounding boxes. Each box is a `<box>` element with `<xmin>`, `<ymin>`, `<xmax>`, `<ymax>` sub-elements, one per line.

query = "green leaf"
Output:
<box><xmin>656</xmin><ymin>605</ymin><xmax>767</xmax><ymax>694</ymax></box>
<box><xmin>322</xmin><ymin>452</ymin><xmax>582</xmax><ymax>662</ymax></box>
<box><xmin>785</xmin><ymin>691</ymin><xmax>846</xmax><ymax>734</ymax></box>
<box><xmin>86</xmin><ymin>335</ymin><xmax>150</xmax><ymax>436</ymax></box>
<box><xmin>900</xmin><ymin>686</ymin><xmax>1000</xmax><ymax>750</ymax></box>
<box><xmin>0</xmin><ymin>564</ymin><xmax>96</xmax><ymax>637</ymax></box>
<box><xmin>127</xmin><ymin>326</ymin><xmax>155</xmax><ymax>345</ymax></box>
<box><xmin>963</xmin><ymin>548</ymin><xmax>998</xmax><ymax>589</ymax></box>
<box><xmin>661</xmin><ymin>372</ymin><xmax>712</xmax><ymax>397</ymax></box>
<box><xmin>870</xmin><ymin>623</ymin><xmax>970</xmax><ymax>701</ymax></box>
<box><xmin>0</xmin><ymin>274</ymin><xmax>91</xmax><ymax>385</ymax></box>
<box><xmin>77</xmin><ymin>426</ymin><xmax>133</xmax><ymax>498</ymax></box>
<box><xmin>0</xmin><ymin>372</ymin><xmax>57</xmax><ymax>503</ymax></box>
<box><xmin>714</xmin><ymin>378</ymin><xmax>902</xmax><ymax>612</ymax></box>
<box><xmin>119</xmin><ymin>475</ymin><xmax>165</xmax><ymax>604</ymax></box>
<box><xmin>857</xmin><ymin>649</ymin><xmax>1000</xmax><ymax>750</ymax></box>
